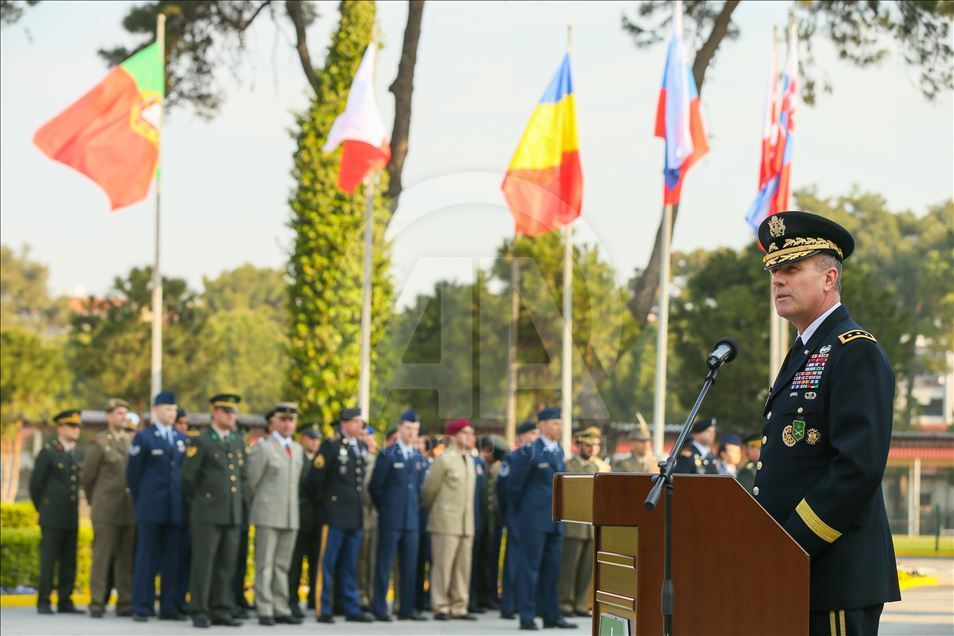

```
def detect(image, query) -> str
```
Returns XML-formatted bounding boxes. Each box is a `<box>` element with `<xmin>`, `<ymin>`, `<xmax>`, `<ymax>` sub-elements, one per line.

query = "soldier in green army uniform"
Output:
<box><xmin>81</xmin><ymin>398</ymin><xmax>136</xmax><ymax>618</ymax></box>
<box><xmin>558</xmin><ymin>426</ymin><xmax>610</xmax><ymax>617</ymax></box>
<box><xmin>735</xmin><ymin>433</ymin><xmax>761</xmax><ymax>495</ymax></box>
<box><xmin>357</xmin><ymin>423</ymin><xmax>379</xmax><ymax>611</ymax></box>
<box><xmin>612</xmin><ymin>421</ymin><xmax>659</xmax><ymax>473</ymax></box>
<box><xmin>181</xmin><ymin>393</ymin><xmax>246</xmax><ymax>628</ymax></box>
<box><xmin>30</xmin><ymin>409</ymin><xmax>85</xmax><ymax>615</ymax></box>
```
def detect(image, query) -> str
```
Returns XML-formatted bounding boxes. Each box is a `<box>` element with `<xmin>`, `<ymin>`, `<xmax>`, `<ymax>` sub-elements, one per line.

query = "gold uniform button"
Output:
<box><xmin>230</xmin><ymin>475</ymin><xmax>237</xmax><ymax>482</ymax></box>
<box><xmin>228</xmin><ymin>453</ymin><xmax>233</xmax><ymax>458</ymax></box>
<box><xmin>70</xmin><ymin>476</ymin><xmax>76</xmax><ymax>481</ymax></box>
<box><xmin>228</xmin><ymin>464</ymin><xmax>234</xmax><ymax>470</ymax></box>
<box><xmin>761</xmin><ymin>435</ymin><xmax>768</xmax><ymax>444</ymax></box>
<box><xmin>753</xmin><ymin>487</ymin><xmax>760</xmax><ymax>496</ymax></box>
<box><xmin>766</xmin><ymin>412</ymin><xmax>772</xmax><ymax>420</ymax></box>
<box><xmin>756</xmin><ymin>461</ymin><xmax>763</xmax><ymax>470</ymax></box>
<box><xmin>797</xmin><ymin>407</ymin><xmax>804</xmax><ymax>414</ymax></box>
<box><xmin>230</xmin><ymin>486</ymin><xmax>237</xmax><ymax>493</ymax></box>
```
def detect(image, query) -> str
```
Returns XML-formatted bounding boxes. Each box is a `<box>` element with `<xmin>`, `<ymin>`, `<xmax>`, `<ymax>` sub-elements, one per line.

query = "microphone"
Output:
<box><xmin>706</xmin><ymin>337</ymin><xmax>739</xmax><ymax>370</ymax></box>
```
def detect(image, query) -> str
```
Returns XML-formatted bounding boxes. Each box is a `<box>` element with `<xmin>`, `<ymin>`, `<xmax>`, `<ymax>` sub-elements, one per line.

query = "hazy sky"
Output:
<box><xmin>1</xmin><ymin>1</ymin><xmax>951</xmax><ymax>308</ymax></box>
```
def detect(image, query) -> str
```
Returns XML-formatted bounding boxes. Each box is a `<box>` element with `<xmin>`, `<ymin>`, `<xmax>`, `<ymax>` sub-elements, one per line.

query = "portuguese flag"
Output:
<box><xmin>33</xmin><ymin>42</ymin><xmax>164</xmax><ymax>210</ymax></box>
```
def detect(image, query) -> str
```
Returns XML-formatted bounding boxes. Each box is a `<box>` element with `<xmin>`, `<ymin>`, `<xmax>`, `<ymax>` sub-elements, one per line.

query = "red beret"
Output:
<box><xmin>445</xmin><ymin>418</ymin><xmax>471</xmax><ymax>436</ymax></box>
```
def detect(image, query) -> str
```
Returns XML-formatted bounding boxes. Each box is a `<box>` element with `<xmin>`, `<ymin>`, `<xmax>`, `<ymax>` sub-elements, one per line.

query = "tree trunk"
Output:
<box><xmin>385</xmin><ymin>0</ymin><xmax>425</xmax><ymax>210</ymax></box>
<box><xmin>285</xmin><ymin>0</ymin><xmax>321</xmax><ymax>95</ymax></box>
<box><xmin>626</xmin><ymin>0</ymin><xmax>741</xmax><ymax>326</ymax></box>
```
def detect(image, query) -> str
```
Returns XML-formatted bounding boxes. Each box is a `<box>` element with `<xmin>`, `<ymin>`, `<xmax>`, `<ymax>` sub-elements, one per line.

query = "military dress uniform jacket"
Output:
<box><xmin>508</xmin><ymin>438</ymin><xmax>565</xmax><ymax>534</ymax></box>
<box><xmin>30</xmin><ymin>440</ymin><xmax>81</xmax><ymax>529</ymax></box>
<box><xmin>245</xmin><ymin>437</ymin><xmax>303</xmax><ymax>530</ymax></box>
<box><xmin>82</xmin><ymin>429</ymin><xmax>135</xmax><ymax>524</ymax></box>
<box><xmin>613</xmin><ymin>452</ymin><xmax>659</xmax><ymax>474</ymax></box>
<box><xmin>755</xmin><ymin>305</ymin><xmax>900</xmax><ymax>611</ymax></box>
<box><xmin>562</xmin><ymin>455</ymin><xmax>609</xmax><ymax>540</ymax></box>
<box><xmin>126</xmin><ymin>424</ymin><xmax>186</xmax><ymax>525</ymax></box>
<box><xmin>298</xmin><ymin>449</ymin><xmax>320</xmax><ymax>530</ymax></box>
<box><xmin>673</xmin><ymin>442</ymin><xmax>719</xmax><ymax>475</ymax></box>
<box><xmin>181</xmin><ymin>428</ymin><xmax>245</xmax><ymax>526</ymax></box>
<box><xmin>306</xmin><ymin>436</ymin><xmax>368</xmax><ymax>530</ymax></box>
<box><xmin>422</xmin><ymin>446</ymin><xmax>476</xmax><ymax>536</ymax></box>
<box><xmin>369</xmin><ymin>443</ymin><xmax>424</xmax><ymax>532</ymax></box>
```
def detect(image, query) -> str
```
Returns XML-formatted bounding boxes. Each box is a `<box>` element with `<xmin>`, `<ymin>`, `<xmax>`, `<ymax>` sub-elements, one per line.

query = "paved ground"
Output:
<box><xmin>1</xmin><ymin>557</ymin><xmax>950</xmax><ymax>635</ymax></box>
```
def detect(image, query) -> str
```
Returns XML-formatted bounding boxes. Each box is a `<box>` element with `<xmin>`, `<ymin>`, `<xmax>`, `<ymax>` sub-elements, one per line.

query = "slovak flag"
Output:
<box><xmin>655</xmin><ymin>0</ymin><xmax>708</xmax><ymax>205</ymax></box>
<box><xmin>323</xmin><ymin>43</ymin><xmax>391</xmax><ymax>193</ymax></box>
<box><xmin>745</xmin><ymin>24</ymin><xmax>798</xmax><ymax>235</ymax></box>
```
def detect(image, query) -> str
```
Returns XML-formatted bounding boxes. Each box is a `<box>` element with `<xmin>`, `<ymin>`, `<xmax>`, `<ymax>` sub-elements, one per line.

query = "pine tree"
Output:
<box><xmin>287</xmin><ymin>0</ymin><xmax>393</xmax><ymax>428</ymax></box>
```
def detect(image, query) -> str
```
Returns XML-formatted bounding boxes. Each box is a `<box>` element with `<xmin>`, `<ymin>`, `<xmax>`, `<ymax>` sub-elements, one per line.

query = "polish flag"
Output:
<box><xmin>323</xmin><ymin>44</ymin><xmax>391</xmax><ymax>193</ymax></box>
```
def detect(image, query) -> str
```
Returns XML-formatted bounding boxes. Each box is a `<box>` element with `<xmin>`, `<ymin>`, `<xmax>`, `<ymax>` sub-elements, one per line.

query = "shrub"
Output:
<box><xmin>0</xmin><ymin>518</ymin><xmax>93</xmax><ymax>590</ymax></box>
<box><xmin>1</xmin><ymin>502</ymin><xmax>39</xmax><ymax>528</ymax></box>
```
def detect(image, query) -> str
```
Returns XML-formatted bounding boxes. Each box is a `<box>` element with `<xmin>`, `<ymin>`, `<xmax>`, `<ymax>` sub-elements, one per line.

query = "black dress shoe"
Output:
<box><xmin>397</xmin><ymin>613</ymin><xmax>427</xmax><ymax>621</ymax></box>
<box><xmin>289</xmin><ymin>604</ymin><xmax>304</xmax><ymax>619</ymax></box>
<box><xmin>345</xmin><ymin>613</ymin><xmax>374</xmax><ymax>623</ymax></box>
<box><xmin>317</xmin><ymin>614</ymin><xmax>335</xmax><ymax>624</ymax></box>
<box><xmin>90</xmin><ymin>610</ymin><xmax>104</xmax><ymax>618</ymax></box>
<box><xmin>521</xmin><ymin>620</ymin><xmax>540</xmax><ymax>631</ymax></box>
<box><xmin>160</xmin><ymin>612</ymin><xmax>187</xmax><ymax>621</ymax></box>
<box><xmin>58</xmin><ymin>606</ymin><xmax>85</xmax><ymax>614</ymax></box>
<box><xmin>132</xmin><ymin>614</ymin><xmax>149</xmax><ymax>622</ymax></box>
<box><xmin>211</xmin><ymin>616</ymin><xmax>243</xmax><ymax>626</ymax></box>
<box><xmin>544</xmin><ymin>618</ymin><xmax>578</xmax><ymax>628</ymax></box>
<box><xmin>258</xmin><ymin>616</ymin><xmax>275</xmax><ymax>626</ymax></box>
<box><xmin>233</xmin><ymin>608</ymin><xmax>250</xmax><ymax>619</ymax></box>
<box><xmin>116</xmin><ymin>609</ymin><xmax>133</xmax><ymax>617</ymax></box>
<box><xmin>37</xmin><ymin>605</ymin><xmax>54</xmax><ymax>615</ymax></box>
<box><xmin>374</xmin><ymin>613</ymin><xmax>393</xmax><ymax>622</ymax></box>
<box><xmin>433</xmin><ymin>612</ymin><xmax>450</xmax><ymax>621</ymax></box>
<box><xmin>470</xmin><ymin>606</ymin><xmax>486</xmax><ymax>614</ymax></box>
<box><xmin>574</xmin><ymin>610</ymin><xmax>590</xmax><ymax>617</ymax></box>
<box><xmin>501</xmin><ymin>611</ymin><xmax>516</xmax><ymax>619</ymax></box>
<box><xmin>455</xmin><ymin>613</ymin><xmax>478</xmax><ymax>620</ymax></box>
<box><xmin>192</xmin><ymin>617</ymin><xmax>210</xmax><ymax>628</ymax></box>
<box><xmin>275</xmin><ymin>615</ymin><xmax>302</xmax><ymax>624</ymax></box>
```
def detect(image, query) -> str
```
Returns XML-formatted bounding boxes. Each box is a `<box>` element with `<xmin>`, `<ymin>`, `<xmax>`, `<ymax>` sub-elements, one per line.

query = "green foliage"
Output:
<box><xmin>0</xmin><ymin>244</ymin><xmax>68</xmax><ymax>335</ymax></box>
<box><xmin>287</xmin><ymin>0</ymin><xmax>393</xmax><ymax>428</ymax></box>
<box><xmin>0</xmin><ymin>501</ymin><xmax>38</xmax><ymax>528</ymax></box>
<box><xmin>100</xmin><ymin>1</ymin><xmax>318</xmax><ymax>118</ymax></box>
<box><xmin>0</xmin><ymin>522</ymin><xmax>93</xmax><ymax>589</ymax></box>
<box><xmin>67</xmin><ymin>267</ymin><xmax>203</xmax><ymax>411</ymax></box>
<box><xmin>0</xmin><ymin>0</ymin><xmax>39</xmax><ymax>28</ymax></box>
<box><xmin>0</xmin><ymin>328</ymin><xmax>71</xmax><ymax>435</ymax></box>
<box><xmin>622</xmin><ymin>1</ymin><xmax>953</xmax><ymax>102</ymax></box>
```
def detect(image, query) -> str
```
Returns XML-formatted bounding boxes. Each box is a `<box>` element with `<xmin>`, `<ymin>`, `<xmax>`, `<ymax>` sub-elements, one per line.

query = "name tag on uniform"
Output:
<box><xmin>537</xmin><ymin>462</ymin><xmax>549</xmax><ymax>469</ymax></box>
<box><xmin>394</xmin><ymin>462</ymin><xmax>405</xmax><ymax>468</ymax></box>
<box><xmin>151</xmin><ymin>449</ymin><xmax>164</xmax><ymax>455</ymax></box>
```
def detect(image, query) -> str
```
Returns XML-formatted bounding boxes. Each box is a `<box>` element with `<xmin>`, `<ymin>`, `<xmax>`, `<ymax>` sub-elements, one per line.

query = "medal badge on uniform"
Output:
<box><xmin>187</xmin><ymin>446</ymin><xmax>198</xmax><ymax>458</ymax></box>
<box><xmin>791</xmin><ymin>352</ymin><xmax>829</xmax><ymax>390</ymax></box>
<box><xmin>807</xmin><ymin>429</ymin><xmax>821</xmax><ymax>445</ymax></box>
<box><xmin>313</xmin><ymin>454</ymin><xmax>325</xmax><ymax>469</ymax></box>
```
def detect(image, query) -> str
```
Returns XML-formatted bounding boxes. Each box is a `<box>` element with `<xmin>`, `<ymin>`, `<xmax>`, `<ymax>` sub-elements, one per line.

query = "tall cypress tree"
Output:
<box><xmin>287</xmin><ymin>0</ymin><xmax>393</xmax><ymax>427</ymax></box>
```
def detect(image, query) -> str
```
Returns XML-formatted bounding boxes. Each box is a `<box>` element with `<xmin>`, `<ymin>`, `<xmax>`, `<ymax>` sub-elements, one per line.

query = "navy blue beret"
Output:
<box><xmin>516</xmin><ymin>421</ymin><xmax>537</xmax><ymax>435</ymax></box>
<box><xmin>154</xmin><ymin>391</ymin><xmax>176</xmax><ymax>406</ymax></box>
<box><xmin>538</xmin><ymin>407</ymin><xmax>561</xmax><ymax>421</ymax></box>
<box><xmin>339</xmin><ymin>407</ymin><xmax>361</xmax><ymax>421</ymax></box>
<box><xmin>692</xmin><ymin>417</ymin><xmax>716</xmax><ymax>434</ymax></box>
<box><xmin>400</xmin><ymin>408</ymin><xmax>418</xmax><ymax>423</ymax></box>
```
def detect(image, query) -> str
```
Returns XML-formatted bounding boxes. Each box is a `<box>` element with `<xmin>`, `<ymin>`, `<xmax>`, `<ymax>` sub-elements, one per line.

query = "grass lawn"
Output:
<box><xmin>893</xmin><ymin>534</ymin><xmax>954</xmax><ymax>557</ymax></box>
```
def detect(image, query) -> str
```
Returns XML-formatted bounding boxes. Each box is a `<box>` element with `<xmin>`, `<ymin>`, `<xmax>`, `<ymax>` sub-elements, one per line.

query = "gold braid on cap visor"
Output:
<box><xmin>763</xmin><ymin>237</ymin><xmax>844</xmax><ymax>269</ymax></box>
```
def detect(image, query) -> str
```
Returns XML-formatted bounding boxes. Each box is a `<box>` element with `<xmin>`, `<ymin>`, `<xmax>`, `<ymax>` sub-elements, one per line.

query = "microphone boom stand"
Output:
<box><xmin>643</xmin><ymin>366</ymin><xmax>720</xmax><ymax>636</ymax></box>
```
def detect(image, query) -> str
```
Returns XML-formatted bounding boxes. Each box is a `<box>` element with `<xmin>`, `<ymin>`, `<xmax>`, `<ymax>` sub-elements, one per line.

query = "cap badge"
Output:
<box><xmin>768</xmin><ymin>215</ymin><xmax>786</xmax><ymax>238</ymax></box>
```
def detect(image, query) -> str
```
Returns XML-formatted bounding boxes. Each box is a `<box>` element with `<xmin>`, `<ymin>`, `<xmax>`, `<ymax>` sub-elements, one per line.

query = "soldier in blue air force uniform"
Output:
<box><xmin>368</xmin><ymin>409</ymin><xmax>427</xmax><ymax>621</ymax></box>
<box><xmin>508</xmin><ymin>408</ymin><xmax>576</xmax><ymax>631</ymax></box>
<box><xmin>126</xmin><ymin>391</ymin><xmax>187</xmax><ymax>621</ymax></box>
<box><xmin>755</xmin><ymin>211</ymin><xmax>900</xmax><ymax>636</ymax></box>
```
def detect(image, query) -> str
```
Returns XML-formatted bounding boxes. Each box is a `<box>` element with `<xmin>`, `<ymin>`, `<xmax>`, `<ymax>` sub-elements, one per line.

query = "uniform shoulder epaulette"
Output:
<box><xmin>838</xmin><ymin>329</ymin><xmax>877</xmax><ymax>345</ymax></box>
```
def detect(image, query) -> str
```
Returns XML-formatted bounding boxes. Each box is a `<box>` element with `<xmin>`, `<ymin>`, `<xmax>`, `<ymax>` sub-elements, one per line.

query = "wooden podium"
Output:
<box><xmin>553</xmin><ymin>472</ymin><xmax>809</xmax><ymax>636</ymax></box>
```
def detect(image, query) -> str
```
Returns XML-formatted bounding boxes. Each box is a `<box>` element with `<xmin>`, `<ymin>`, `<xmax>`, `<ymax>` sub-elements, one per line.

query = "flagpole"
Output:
<box><xmin>561</xmin><ymin>24</ymin><xmax>574</xmax><ymax>454</ymax></box>
<box><xmin>505</xmin><ymin>248</ymin><xmax>520</xmax><ymax>448</ymax></box>
<box><xmin>150</xmin><ymin>13</ymin><xmax>166</xmax><ymax>403</ymax></box>
<box><xmin>653</xmin><ymin>202</ymin><xmax>673</xmax><ymax>456</ymax></box>
<box><xmin>359</xmin><ymin>174</ymin><xmax>374</xmax><ymax>420</ymax></box>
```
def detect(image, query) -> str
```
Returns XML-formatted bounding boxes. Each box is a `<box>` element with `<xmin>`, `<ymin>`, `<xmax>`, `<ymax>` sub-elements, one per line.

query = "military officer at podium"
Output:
<box><xmin>308</xmin><ymin>407</ymin><xmax>374</xmax><ymax>624</ymax></box>
<box><xmin>755</xmin><ymin>211</ymin><xmax>899</xmax><ymax>635</ymax></box>
<box><xmin>508</xmin><ymin>408</ymin><xmax>576</xmax><ymax>631</ymax></box>
<box><xmin>30</xmin><ymin>409</ymin><xmax>85</xmax><ymax>615</ymax></box>
<box><xmin>181</xmin><ymin>393</ymin><xmax>246</xmax><ymax>628</ymax></box>
<box><xmin>126</xmin><ymin>392</ymin><xmax>187</xmax><ymax>621</ymax></box>
<box><xmin>673</xmin><ymin>417</ymin><xmax>719</xmax><ymax>475</ymax></box>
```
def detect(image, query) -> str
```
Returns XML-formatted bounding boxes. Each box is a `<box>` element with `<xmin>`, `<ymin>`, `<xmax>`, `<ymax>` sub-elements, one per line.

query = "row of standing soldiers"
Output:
<box><xmin>29</xmin><ymin>394</ymin><xmax>757</xmax><ymax>631</ymax></box>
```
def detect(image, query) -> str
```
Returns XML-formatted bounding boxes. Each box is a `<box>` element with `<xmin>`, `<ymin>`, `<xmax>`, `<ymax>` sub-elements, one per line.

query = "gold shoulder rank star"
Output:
<box><xmin>838</xmin><ymin>329</ymin><xmax>877</xmax><ymax>344</ymax></box>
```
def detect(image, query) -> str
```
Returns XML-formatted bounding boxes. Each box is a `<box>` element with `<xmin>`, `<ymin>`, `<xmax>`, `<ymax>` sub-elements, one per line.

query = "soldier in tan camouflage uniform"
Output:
<box><xmin>612</xmin><ymin>421</ymin><xmax>659</xmax><ymax>473</ymax></box>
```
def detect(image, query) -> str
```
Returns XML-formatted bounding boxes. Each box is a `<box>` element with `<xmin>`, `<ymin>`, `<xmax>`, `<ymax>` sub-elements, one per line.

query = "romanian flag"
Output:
<box><xmin>501</xmin><ymin>54</ymin><xmax>582</xmax><ymax>236</ymax></box>
<box><xmin>34</xmin><ymin>42</ymin><xmax>163</xmax><ymax>211</ymax></box>
<box><xmin>323</xmin><ymin>43</ymin><xmax>391</xmax><ymax>194</ymax></box>
<box><xmin>655</xmin><ymin>0</ymin><xmax>708</xmax><ymax>206</ymax></box>
<box><xmin>745</xmin><ymin>23</ymin><xmax>798</xmax><ymax>235</ymax></box>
